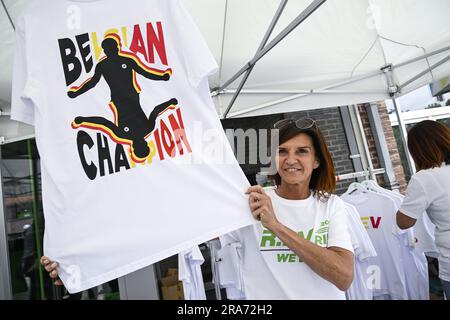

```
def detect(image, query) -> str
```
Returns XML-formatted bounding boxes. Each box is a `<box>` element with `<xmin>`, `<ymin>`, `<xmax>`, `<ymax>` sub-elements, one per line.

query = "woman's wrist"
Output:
<box><xmin>266</xmin><ymin>220</ymin><xmax>284</xmax><ymax>235</ymax></box>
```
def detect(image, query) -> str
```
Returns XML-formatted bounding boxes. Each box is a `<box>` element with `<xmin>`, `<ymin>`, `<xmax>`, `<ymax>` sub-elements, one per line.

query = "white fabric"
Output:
<box><xmin>369</xmin><ymin>187</ymin><xmax>429</xmax><ymax>300</ymax></box>
<box><xmin>400</xmin><ymin>164</ymin><xmax>450</xmax><ymax>282</ymax></box>
<box><xmin>401</xmin><ymin>242</ymin><xmax>430</xmax><ymax>300</ymax></box>
<box><xmin>341</xmin><ymin>190</ymin><xmax>408</xmax><ymax>299</ymax></box>
<box><xmin>216</xmin><ymin>242</ymin><xmax>246</xmax><ymax>300</ymax></box>
<box><xmin>11</xmin><ymin>0</ymin><xmax>255</xmax><ymax>293</ymax></box>
<box><xmin>414</xmin><ymin>213</ymin><xmax>439</xmax><ymax>258</ymax></box>
<box><xmin>364</xmin><ymin>181</ymin><xmax>437</xmax><ymax>253</ymax></box>
<box><xmin>220</xmin><ymin>189</ymin><xmax>354</xmax><ymax>300</ymax></box>
<box><xmin>178</xmin><ymin>246</ymin><xmax>206</xmax><ymax>300</ymax></box>
<box><xmin>344</xmin><ymin>203</ymin><xmax>377</xmax><ymax>300</ymax></box>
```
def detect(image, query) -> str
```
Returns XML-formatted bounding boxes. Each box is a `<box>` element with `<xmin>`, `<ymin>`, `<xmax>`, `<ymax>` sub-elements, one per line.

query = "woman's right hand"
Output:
<box><xmin>40</xmin><ymin>256</ymin><xmax>63</xmax><ymax>286</ymax></box>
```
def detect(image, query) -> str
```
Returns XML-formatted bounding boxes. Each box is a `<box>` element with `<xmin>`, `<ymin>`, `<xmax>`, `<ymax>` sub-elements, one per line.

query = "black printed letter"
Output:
<box><xmin>58</xmin><ymin>38</ymin><xmax>82</xmax><ymax>86</ymax></box>
<box><xmin>77</xmin><ymin>131</ymin><xmax>97</xmax><ymax>180</ymax></box>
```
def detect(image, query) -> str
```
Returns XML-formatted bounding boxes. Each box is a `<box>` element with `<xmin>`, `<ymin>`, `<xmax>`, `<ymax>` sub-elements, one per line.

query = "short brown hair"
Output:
<box><xmin>270</xmin><ymin>119</ymin><xmax>336</xmax><ymax>200</ymax></box>
<box><xmin>407</xmin><ymin>120</ymin><xmax>450</xmax><ymax>171</ymax></box>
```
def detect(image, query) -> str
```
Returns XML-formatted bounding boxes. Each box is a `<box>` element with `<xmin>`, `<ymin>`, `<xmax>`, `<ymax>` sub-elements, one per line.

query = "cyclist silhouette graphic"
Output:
<box><xmin>69</xmin><ymin>33</ymin><xmax>177</xmax><ymax>162</ymax></box>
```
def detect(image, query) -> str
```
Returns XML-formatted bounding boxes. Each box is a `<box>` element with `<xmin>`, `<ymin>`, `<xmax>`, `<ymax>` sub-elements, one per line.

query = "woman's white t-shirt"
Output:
<box><xmin>221</xmin><ymin>189</ymin><xmax>354</xmax><ymax>300</ymax></box>
<box><xmin>400</xmin><ymin>164</ymin><xmax>450</xmax><ymax>281</ymax></box>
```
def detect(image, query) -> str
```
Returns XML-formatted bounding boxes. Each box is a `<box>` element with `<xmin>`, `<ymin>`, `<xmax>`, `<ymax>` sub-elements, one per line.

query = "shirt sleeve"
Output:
<box><xmin>327</xmin><ymin>198</ymin><xmax>354</xmax><ymax>253</ymax></box>
<box><xmin>178</xmin><ymin>249</ymin><xmax>190</xmax><ymax>283</ymax></box>
<box><xmin>10</xmin><ymin>15</ymin><xmax>38</xmax><ymax>126</ymax></box>
<box><xmin>170</xmin><ymin>0</ymin><xmax>219</xmax><ymax>88</ymax></box>
<box><xmin>399</xmin><ymin>175</ymin><xmax>428</xmax><ymax>220</ymax></box>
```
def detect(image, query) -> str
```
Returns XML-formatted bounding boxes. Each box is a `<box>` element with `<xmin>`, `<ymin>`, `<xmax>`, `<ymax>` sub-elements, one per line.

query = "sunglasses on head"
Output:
<box><xmin>273</xmin><ymin>118</ymin><xmax>317</xmax><ymax>130</ymax></box>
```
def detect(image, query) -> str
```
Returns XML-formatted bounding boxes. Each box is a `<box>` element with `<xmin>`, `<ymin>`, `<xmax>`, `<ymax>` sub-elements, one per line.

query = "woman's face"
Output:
<box><xmin>276</xmin><ymin>133</ymin><xmax>320</xmax><ymax>186</ymax></box>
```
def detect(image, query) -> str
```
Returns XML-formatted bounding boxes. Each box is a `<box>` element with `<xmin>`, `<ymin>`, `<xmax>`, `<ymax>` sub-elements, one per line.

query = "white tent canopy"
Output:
<box><xmin>1</xmin><ymin>0</ymin><xmax>450</xmax><ymax>136</ymax></box>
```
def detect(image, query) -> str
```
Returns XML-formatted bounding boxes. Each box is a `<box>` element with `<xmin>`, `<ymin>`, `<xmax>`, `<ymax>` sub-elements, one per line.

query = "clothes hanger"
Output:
<box><xmin>346</xmin><ymin>181</ymin><xmax>366</xmax><ymax>195</ymax></box>
<box><xmin>361</xmin><ymin>179</ymin><xmax>380</xmax><ymax>191</ymax></box>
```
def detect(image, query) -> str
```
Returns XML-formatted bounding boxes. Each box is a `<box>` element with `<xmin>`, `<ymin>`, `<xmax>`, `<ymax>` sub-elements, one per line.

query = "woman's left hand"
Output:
<box><xmin>246</xmin><ymin>185</ymin><xmax>279</xmax><ymax>230</ymax></box>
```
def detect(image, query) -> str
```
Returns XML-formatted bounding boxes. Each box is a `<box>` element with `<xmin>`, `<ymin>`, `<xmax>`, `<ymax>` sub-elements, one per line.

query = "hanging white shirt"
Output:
<box><xmin>343</xmin><ymin>203</ymin><xmax>377</xmax><ymax>300</ymax></box>
<box><xmin>365</xmin><ymin>187</ymin><xmax>429</xmax><ymax>300</ymax></box>
<box><xmin>341</xmin><ymin>190</ymin><xmax>408</xmax><ymax>299</ymax></box>
<box><xmin>364</xmin><ymin>183</ymin><xmax>436</xmax><ymax>253</ymax></box>
<box><xmin>178</xmin><ymin>246</ymin><xmax>206</xmax><ymax>300</ymax></box>
<box><xmin>11</xmin><ymin>0</ymin><xmax>255</xmax><ymax>293</ymax></box>
<box><xmin>215</xmin><ymin>242</ymin><xmax>246</xmax><ymax>300</ymax></box>
<box><xmin>221</xmin><ymin>189</ymin><xmax>354</xmax><ymax>300</ymax></box>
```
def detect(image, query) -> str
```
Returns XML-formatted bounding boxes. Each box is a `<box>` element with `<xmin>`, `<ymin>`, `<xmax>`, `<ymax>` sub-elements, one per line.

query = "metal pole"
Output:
<box><xmin>217</xmin><ymin>89</ymin><xmax>385</xmax><ymax>95</ymax></box>
<box><xmin>226</xmin><ymin>70</ymin><xmax>383</xmax><ymax>118</ymax></box>
<box><xmin>398</xmin><ymin>54</ymin><xmax>450</xmax><ymax>91</ymax></box>
<box><xmin>391</xmin><ymin>98</ymin><xmax>416</xmax><ymax>177</ymax></box>
<box><xmin>222</xmin><ymin>0</ymin><xmax>289</xmax><ymax>118</ymax></box>
<box><xmin>0</xmin><ymin>147</ymin><xmax>13</xmax><ymax>300</ymax></box>
<box><xmin>1</xmin><ymin>0</ymin><xmax>15</xmax><ymax>31</ymax></box>
<box><xmin>217</xmin><ymin>0</ymin><xmax>327</xmax><ymax>93</ymax></box>
<box><xmin>394</xmin><ymin>45</ymin><xmax>450</xmax><ymax>69</ymax></box>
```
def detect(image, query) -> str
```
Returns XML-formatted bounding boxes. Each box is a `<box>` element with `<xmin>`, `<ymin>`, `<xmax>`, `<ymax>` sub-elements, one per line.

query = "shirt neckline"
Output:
<box><xmin>267</xmin><ymin>188</ymin><xmax>315</xmax><ymax>207</ymax></box>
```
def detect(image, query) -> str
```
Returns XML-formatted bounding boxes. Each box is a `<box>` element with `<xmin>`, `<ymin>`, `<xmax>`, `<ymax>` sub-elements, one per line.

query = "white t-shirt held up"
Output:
<box><xmin>11</xmin><ymin>0</ymin><xmax>255</xmax><ymax>293</ymax></box>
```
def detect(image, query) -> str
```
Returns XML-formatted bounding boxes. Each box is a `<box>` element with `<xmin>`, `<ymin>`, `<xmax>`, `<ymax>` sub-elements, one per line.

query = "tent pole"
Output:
<box><xmin>227</xmin><ymin>70</ymin><xmax>383</xmax><ymax>117</ymax></box>
<box><xmin>1</xmin><ymin>0</ymin><xmax>15</xmax><ymax>31</ymax></box>
<box><xmin>394</xmin><ymin>45</ymin><xmax>450</xmax><ymax>69</ymax></box>
<box><xmin>216</xmin><ymin>0</ymin><xmax>327</xmax><ymax>95</ymax></box>
<box><xmin>398</xmin><ymin>54</ymin><xmax>450</xmax><ymax>90</ymax></box>
<box><xmin>381</xmin><ymin>64</ymin><xmax>416</xmax><ymax>178</ymax></box>
<box><xmin>222</xmin><ymin>0</ymin><xmax>289</xmax><ymax>119</ymax></box>
<box><xmin>220</xmin><ymin>89</ymin><xmax>385</xmax><ymax>95</ymax></box>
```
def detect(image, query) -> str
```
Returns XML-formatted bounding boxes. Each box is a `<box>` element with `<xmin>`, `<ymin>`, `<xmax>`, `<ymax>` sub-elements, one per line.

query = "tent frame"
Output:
<box><xmin>215</xmin><ymin>0</ymin><xmax>450</xmax><ymax>176</ymax></box>
<box><xmin>216</xmin><ymin>0</ymin><xmax>328</xmax><ymax>118</ymax></box>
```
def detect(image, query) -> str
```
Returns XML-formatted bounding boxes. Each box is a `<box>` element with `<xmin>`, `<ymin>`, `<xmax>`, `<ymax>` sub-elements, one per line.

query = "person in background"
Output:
<box><xmin>396</xmin><ymin>120</ymin><xmax>450</xmax><ymax>299</ymax></box>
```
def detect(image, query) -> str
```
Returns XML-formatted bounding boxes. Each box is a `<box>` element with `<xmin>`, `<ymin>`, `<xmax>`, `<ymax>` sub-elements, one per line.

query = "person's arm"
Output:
<box><xmin>247</xmin><ymin>186</ymin><xmax>354</xmax><ymax>291</ymax></box>
<box><xmin>270</xmin><ymin>224</ymin><xmax>353</xmax><ymax>291</ymax></box>
<box><xmin>396</xmin><ymin>211</ymin><xmax>417</xmax><ymax>230</ymax></box>
<box><xmin>131</xmin><ymin>59</ymin><xmax>170</xmax><ymax>81</ymax></box>
<box><xmin>40</xmin><ymin>256</ymin><xmax>63</xmax><ymax>286</ymax></box>
<box><xmin>67</xmin><ymin>64</ymin><xmax>102</xmax><ymax>98</ymax></box>
<box><xmin>397</xmin><ymin>175</ymin><xmax>426</xmax><ymax>230</ymax></box>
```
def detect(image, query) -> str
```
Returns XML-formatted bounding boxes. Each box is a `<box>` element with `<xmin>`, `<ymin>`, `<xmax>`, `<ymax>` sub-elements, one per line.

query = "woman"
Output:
<box><xmin>396</xmin><ymin>120</ymin><xmax>450</xmax><ymax>299</ymax></box>
<box><xmin>42</xmin><ymin>117</ymin><xmax>355</xmax><ymax>299</ymax></box>
<box><xmin>222</xmin><ymin>118</ymin><xmax>354</xmax><ymax>299</ymax></box>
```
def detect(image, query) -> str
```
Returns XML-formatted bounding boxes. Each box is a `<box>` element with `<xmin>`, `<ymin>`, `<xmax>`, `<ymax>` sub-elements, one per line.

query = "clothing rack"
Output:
<box><xmin>336</xmin><ymin>168</ymin><xmax>385</xmax><ymax>182</ymax></box>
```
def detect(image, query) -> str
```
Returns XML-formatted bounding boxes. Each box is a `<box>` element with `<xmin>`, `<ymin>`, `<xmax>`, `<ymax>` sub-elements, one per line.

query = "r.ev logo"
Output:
<box><xmin>361</xmin><ymin>216</ymin><xmax>382</xmax><ymax>229</ymax></box>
